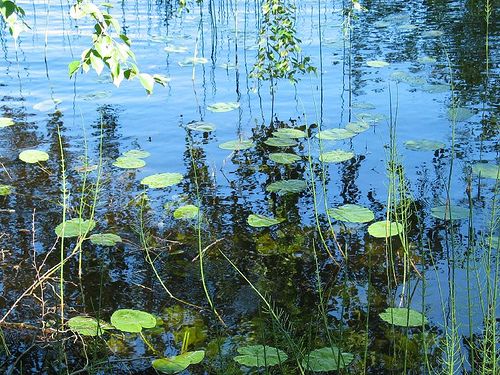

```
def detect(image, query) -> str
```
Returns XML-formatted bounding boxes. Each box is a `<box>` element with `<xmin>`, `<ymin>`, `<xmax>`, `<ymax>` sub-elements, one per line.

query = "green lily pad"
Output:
<box><xmin>272</xmin><ymin>128</ymin><xmax>306</xmax><ymax>139</ymax></box>
<box><xmin>173</xmin><ymin>204</ymin><xmax>199</xmax><ymax>219</ymax></box>
<box><xmin>302</xmin><ymin>347</ymin><xmax>354</xmax><ymax>372</ymax></box>
<box><xmin>430</xmin><ymin>205</ymin><xmax>469</xmax><ymax>220</ymax></box>
<box><xmin>187</xmin><ymin>121</ymin><xmax>216</xmax><ymax>132</ymax></box>
<box><xmin>178</xmin><ymin>57</ymin><xmax>208</xmax><ymax>67</ymax></box>
<box><xmin>355</xmin><ymin>112</ymin><xmax>386</xmax><ymax>124</ymax></box>
<box><xmin>112</xmin><ymin>157</ymin><xmax>146</xmax><ymax>169</ymax></box>
<box><xmin>448</xmin><ymin>107</ymin><xmax>474</xmax><ymax>122</ymax></box>
<box><xmin>472</xmin><ymin>163</ymin><xmax>499</xmax><ymax>180</ymax></box>
<box><xmin>366</xmin><ymin>60</ymin><xmax>389</xmax><ymax>68</ymax></box>
<box><xmin>19</xmin><ymin>150</ymin><xmax>49</xmax><ymax>164</ymax></box>
<box><xmin>404</xmin><ymin>139</ymin><xmax>446</xmax><ymax>151</ymax></box>
<box><xmin>368</xmin><ymin>221</ymin><xmax>403</xmax><ymax>238</ymax></box>
<box><xmin>328</xmin><ymin>204</ymin><xmax>374</xmax><ymax>223</ymax></box>
<box><xmin>345</xmin><ymin>121</ymin><xmax>370</xmax><ymax>133</ymax></box>
<box><xmin>247</xmin><ymin>214</ymin><xmax>284</xmax><ymax>228</ymax></box>
<box><xmin>351</xmin><ymin>102</ymin><xmax>376</xmax><ymax>110</ymax></box>
<box><xmin>218</xmin><ymin>139</ymin><xmax>254</xmax><ymax>151</ymax></box>
<box><xmin>0</xmin><ymin>117</ymin><xmax>14</xmax><ymax>128</ymax></box>
<box><xmin>164</xmin><ymin>45</ymin><xmax>188</xmax><ymax>53</ymax></box>
<box><xmin>379</xmin><ymin>307</ymin><xmax>428</xmax><ymax>327</ymax></box>
<box><xmin>67</xmin><ymin>316</ymin><xmax>113</xmax><ymax>336</ymax></box>
<box><xmin>316</xmin><ymin>128</ymin><xmax>356</xmax><ymax>141</ymax></box>
<box><xmin>268</xmin><ymin>153</ymin><xmax>301</xmax><ymax>164</ymax></box>
<box><xmin>234</xmin><ymin>345</ymin><xmax>288</xmax><ymax>367</ymax></box>
<box><xmin>207</xmin><ymin>102</ymin><xmax>240</xmax><ymax>112</ymax></box>
<box><xmin>141</xmin><ymin>173</ymin><xmax>183</xmax><ymax>188</ymax></box>
<box><xmin>122</xmin><ymin>149</ymin><xmax>150</xmax><ymax>159</ymax></box>
<box><xmin>110</xmin><ymin>309</ymin><xmax>156</xmax><ymax>333</ymax></box>
<box><xmin>152</xmin><ymin>351</ymin><xmax>205</xmax><ymax>374</ymax></box>
<box><xmin>89</xmin><ymin>233</ymin><xmax>122</xmax><ymax>246</ymax></box>
<box><xmin>0</xmin><ymin>185</ymin><xmax>12</xmax><ymax>196</ymax></box>
<box><xmin>264</xmin><ymin>137</ymin><xmax>298</xmax><ymax>147</ymax></box>
<box><xmin>54</xmin><ymin>218</ymin><xmax>96</xmax><ymax>238</ymax></box>
<box><xmin>319</xmin><ymin>150</ymin><xmax>354</xmax><ymax>163</ymax></box>
<box><xmin>33</xmin><ymin>99</ymin><xmax>62</xmax><ymax>112</ymax></box>
<box><xmin>266</xmin><ymin>179</ymin><xmax>307</xmax><ymax>195</ymax></box>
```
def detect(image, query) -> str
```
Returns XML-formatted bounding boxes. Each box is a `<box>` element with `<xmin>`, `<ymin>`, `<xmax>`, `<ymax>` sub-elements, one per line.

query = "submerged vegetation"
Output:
<box><xmin>0</xmin><ymin>0</ymin><xmax>498</xmax><ymax>374</ymax></box>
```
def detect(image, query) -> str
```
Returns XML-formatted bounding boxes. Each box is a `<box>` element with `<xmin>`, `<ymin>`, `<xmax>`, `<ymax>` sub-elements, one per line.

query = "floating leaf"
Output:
<box><xmin>0</xmin><ymin>117</ymin><xmax>14</xmax><ymax>128</ymax></box>
<box><xmin>89</xmin><ymin>233</ymin><xmax>122</xmax><ymax>246</ymax></box>
<box><xmin>54</xmin><ymin>218</ymin><xmax>96</xmax><ymax>238</ymax></box>
<box><xmin>355</xmin><ymin>113</ymin><xmax>386</xmax><ymax>124</ymax></box>
<box><xmin>219</xmin><ymin>140</ymin><xmax>254</xmax><ymax>151</ymax></box>
<box><xmin>319</xmin><ymin>150</ymin><xmax>354</xmax><ymax>163</ymax></box>
<box><xmin>33</xmin><ymin>99</ymin><xmax>62</xmax><ymax>112</ymax></box>
<box><xmin>247</xmin><ymin>214</ymin><xmax>284</xmax><ymax>228</ymax></box>
<box><xmin>351</xmin><ymin>102</ymin><xmax>376</xmax><ymax>110</ymax></box>
<box><xmin>74</xmin><ymin>164</ymin><xmax>98</xmax><ymax>173</ymax></box>
<box><xmin>67</xmin><ymin>316</ymin><xmax>113</xmax><ymax>336</ymax></box>
<box><xmin>173</xmin><ymin>205</ymin><xmax>199</xmax><ymax>219</ymax></box>
<box><xmin>207</xmin><ymin>102</ymin><xmax>240</xmax><ymax>112</ymax></box>
<box><xmin>19</xmin><ymin>150</ymin><xmax>49</xmax><ymax>164</ymax></box>
<box><xmin>346</xmin><ymin>121</ymin><xmax>370</xmax><ymax>133</ymax></box>
<box><xmin>268</xmin><ymin>153</ymin><xmax>301</xmax><ymax>164</ymax></box>
<box><xmin>302</xmin><ymin>347</ymin><xmax>354</xmax><ymax>372</ymax></box>
<box><xmin>264</xmin><ymin>137</ymin><xmax>297</xmax><ymax>147</ymax></box>
<box><xmin>328</xmin><ymin>204</ymin><xmax>374</xmax><ymax>223</ymax></box>
<box><xmin>234</xmin><ymin>345</ymin><xmax>288</xmax><ymax>367</ymax></box>
<box><xmin>379</xmin><ymin>307</ymin><xmax>428</xmax><ymax>327</ymax></box>
<box><xmin>178</xmin><ymin>57</ymin><xmax>208</xmax><ymax>67</ymax></box>
<box><xmin>0</xmin><ymin>185</ymin><xmax>12</xmax><ymax>196</ymax></box>
<box><xmin>152</xmin><ymin>351</ymin><xmax>205</xmax><ymax>374</ymax></box>
<box><xmin>266</xmin><ymin>179</ymin><xmax>307</xmax><ymax>195</ymax></box>
<box><xmin>424</xmin><ymin>84</ymin><xmax>450</xmax><ymax>93</ymax></box>
<box><xmin>141</xmin><ymin>173</ymin><xmax>183</xmax><ymax>188</ymax></box>
<box><xmin>272</xmin><ymin>128</ymin><xmax>306</xmax><ymax>139</ymax></box>
<box><xmin>164</xmin><ymin>45</ymin><xmax>188</xmax><ymax>53</ymax></box>
<box><xmin>430</xmin><ymin>205</ymin><xmax>469</xmax><ymax>220</ymax></box>
<box><xmin>187</xmin><ymin>121</ymin><xmax>216</xmax><ymax>132</ymax></box>
<box><xmin>404</xmin><ymin>139</ymin><xmax>445</xmax><ymax>151</ymax></box>
<box><xmin>122</xmin><ymin>149</ymin><xmax>150</xmax><ymax>159</ymax></box>
<box><xmin>472</xmin><ymin>163</ymin><xmax>500</xmax><ymax>180</ymax></box>
<box><xmin>447</xmin><ymin>107</ymin><xmax>474</xmax><ymax>122</ymax></box>
<box><xmin>366</xmin><ymin>60</ymin><xmax>389</xmax><ymax>68</ymax></box>
<box><xmin>110</xmin><ymin>309</ymin><xmax>156</xmax><ymax>333</ymax></box>
<box><xmin>112</xmin><ymin>157</ymin><xmax>146</xmax><ymax>169</ymax></box>
<box><xmin>79</xmin><ymin>91</ymin><xmax>111</xmax><ymax>100</ymax></box>
<box><xmin>316</xmin><ymin>128</ymin><xmax>356</xmax><ymax>141</ymax></box>
<box><xmin>368</xmin><ymin>221</ymin><xmax>403</xmax><ymax>238</ymax></box>
<box><xmin>417</xmin><ymin>56</ymin><xmax>437</xmax><ymax>64</ymax></box>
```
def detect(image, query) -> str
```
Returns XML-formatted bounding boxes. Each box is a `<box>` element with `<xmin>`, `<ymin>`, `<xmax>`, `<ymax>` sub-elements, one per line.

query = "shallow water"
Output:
<box><xmin>0</xmin><ymin>0</ymin><xmax>498</xmax><ymax>373</ymax></box>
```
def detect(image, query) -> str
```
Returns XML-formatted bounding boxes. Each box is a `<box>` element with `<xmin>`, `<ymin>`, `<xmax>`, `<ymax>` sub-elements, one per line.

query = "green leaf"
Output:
<box><xmin>268</xmin><ymin>152</ymin><xmax>301</xmax><ymax>165</ymax></box>
<box><xmin>272</xmin><ymin>128</ymin><xmax>306</xmax><ymax>138</ymax></box>
<box><xmin>430</xmin><ymin>205</ymin><xmax>469</xmax><ymax>220</ymax></box>
<box><xmin>264</xmin><ymin>137</ymin><xmax>297</xmax><ymax>147</ymax></box>
<box><xmin>67</xmin><ymin>316</ymin><xmax>113</xmax><ymax>337</ymax></box>
<box><xmin>89</xmin><ymin>233</ymin><xmax>122</xmax><ymax>246</ymax></box>
<box><xmin>139</xmin><ymin>73</ymin><xmax>155</xmax><ymax>94</ymax></box>
<box><xmin>187</xmin><ymin>121</ymin><xmax>216</xmax><ymax>132</ymax></box>
<box><xmin>173</xmin><ymin>205</ymin><xmax>199</xmax><ymax>219</ymax></box>
<box><xmin>207</xmin><ymin>102</ymin><xmax>240</xmax><ymax>112</ymax></box>
<box><xmin>345</xmin><ymin>121</ymin><xmax>369</xmax><ymax>133</ymax></box>
<box><xmin>366</xmin><ymin>60</ymin><xmax>389</xmax><ymax>68</ymax></box>
<box><xmin>0</xmin><ymin>117</ymin><xmax>15</xmax><ymax>128</ymax></box>
<box><xmin>404</xmin><ymin>139</ymin><xmax>446</xmax><ymax>151</ymax></box>
<box><xmin>447</xmin><ymin>107</ymin><xmax>474</xmax><ymax>122</ymax></box>
<box><xmin>379</xmin><ymin>307</ymin><xmax>428</xmax><ymax>327</ymax></box>
<box><xmin>355</xmin><ymin>112</ymin><xmax>386</xmax><ymax>124</ymax></box>
<box><xmin>152</xmin><ymin>351</ymin><xmax>205</xmax><ymax>374</ymax></box>
<box><xmin>140</xmin><ymin>173</ymin><xmax>183</xmax><ymax>188</ymax></box>
<box><xmin>122</xmin><ymin>149</ymin><xmax>150</xmax><ymax>159</ymax></box>
<box><xmin>315</xmin><ymin>128</ymin><xmax>356</xmax><ymax>141</ymax></box>
<box><xmin>33</xmin><ymin>99</ymin><xmax>62</xmax><ymax>112</ymax></box>
<box><xmin>178</xmin><ymin>57</ymin><xmax>208</xmax><ymax>67</ymax></box>
<box><xmin>19</xmin><ymin>150</ymin><xmax>49</xmax><ymax>164</ymax></box>
<box><xmin>327</xmin><ymin>204</ymin><xmax>374</xmax><ymax>223</ymax></box>
<box><xmin>247</xmin><ymin>214</ymin><xmax>284</xmax><ymax>228</ymax></box>
<box><xmin>319</xmin><ymin>150</ymin><xmax>354</xmax><ymax>163</ymax></box>
<box><xmin>219</xmin><ymin>140</ymin><xmax>254</xmax><ymax>151</ymax></box>
<box><xmin>112</xmin><ymin>156</ymin><xmax>146</xmax><ymax>169</ymax></box>
<box><xmin>0</xmin><ymin>185</ymin><xmax>12</xmax><ymax>196</ymax></box>
<box><xmin>54</xmin><ymin>218</ymin><xmax>96</xmax><ymax>238</ymax></box>
<box><xmin>472</xmin><ymin>163</ymin><xmax>499</xmax><ymax>180</ymax></box>
<box><xmin>368</xmin><ymin>221</ymin><xmax>403</xmax><ymax>238</ymax></box>
<box><xmin>266</xmin><ymin>179</ymin><xmax>307</xmax><ymax>195</ymax></box>
<box><xmin>302</xmin><ymin>347</ymin><xmax>354</xmax><ymax>372</ymax></box>
<box><xmin>110</xmin><ymin>309</ymin><xmax>156</xmax><ymax>333</ymax></box>
<box><xmin>234</xmin><ymin>345</ymin><xmax>288</xmax><ymax>367</ymax></box>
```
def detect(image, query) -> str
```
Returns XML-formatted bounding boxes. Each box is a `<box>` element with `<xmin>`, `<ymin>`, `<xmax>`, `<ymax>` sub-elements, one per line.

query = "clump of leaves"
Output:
<box><xmin>0</xmin><ymin>0</ymin><xmax>28</xmax><ymax>40</ymax></box>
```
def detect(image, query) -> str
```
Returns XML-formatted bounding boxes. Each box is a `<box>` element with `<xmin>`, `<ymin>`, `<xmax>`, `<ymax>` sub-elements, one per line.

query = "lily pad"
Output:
<box><xmin>404</xmin><ymin>139</ymin><xmax>445</xmax><ymax>151</ymax></box>
<box><xmin>33</xmin><ymin>99</ymin><xmax>61</xmax><ymax>112</ymax></box>
<box><xmin>272</xmin><ymin>128</ymin><xmax>306</xmax><ymax>139</ymax></box>
<box><xmin>327</xmin><ymin>204</ymin><xmax>374</xmax><ymax>223</ymax></box>
<box><xmin>316</xmin><ymin>128</ymin><xmax>356</xmax><ymax>141</ymax></box>
<box><xmin>302</xmin><ymin>347</ymin><xmax>354</xmax><ymax>372</ymax></box>
<box><xmin>67</xmin><ymin>316</ymin><xmax>113</xmax><ymax>336</ymax></box>
<box><xmin>355</xmin><ymin>112</ymin><xmax>386</xmax><ymax>124</ymax></box>
<box><xmin>268</xmin><ymin>153</ymin><xmax>301</xmax><ymax>164</ymax></box>
<box><xmin>74</xmin><ymin>164</ymin><xmax>98</xmax><ymax>173</ymax></box>
<box><xmin>173</xmin><ymin>204</ymin><xmax>199</xmax><ymax>219</ymax></box>
<box><xmin>19</xmin><ymin>150</ymin><xmax>49</xmax><ymax>164</ymax></box>
<box><xmin>219</xmin><ymin>139</ymin><xmax>254</xmax><ymax>151</ymax></box>
<box><xmin>319</xmin><ymin>150</ymin><xmax>354</xmax><ymax>163</ymax></box>
<box><xmin>417</xmin><ymin>56</ymin><xmax>437</xmax><ymax>64</ymax></box>
<box><xmin>264</xmin><ymin>137</ymin><xmax>297</xmax><ymax>147</ymax></box>
<box><xmin>110</xmin><ymin>309</ymin><xmax>156</xmax><ymax>333</ymax></box>
<box><xmin>152</xmin><ymin>351</ymin><xmax>205</xmax><ymax>374</ymax></box>
<box><xmin>207</xmin><ymin>102</ymin><xmax>240</xmax><ymax>113</ymax></box>
<box><xmin>164</xmin><ymin>45</ymin><xmax>188</xmax><ymax>53</ymax></box>
<box><xmin>366</xmin><ymin>60</ymin><xmax>389</xmax><ymax>68</ymax></box>
<box><xmin>346</xmin><ymin>121</ymin><xmax>370</xmax><ymax>133</ymax></box>
<box><xmin>368</xmin><ymin>221</ymin><xmax>403</xmax><ymax>238</ymax></box>
<box><xmin>187</xmin><ymin>121</ymin><xmax>216</xmax><ymax>132</ymax></box>
<box><xmin>178</xmin><ymin>57</ymin><xmax>208</xmax><ymax>67</ymax></box>
<box><xmin>234</xmin><ymin>345</ymin><xmax>288</xmax><ymax>367</ymax></box>
<box><xmin>54</xmin><ymin>218</ymin><xmax>96</xmax><ymax>238</ymax></box>
<box><xmin>247</xmin><ymin>214</ymin><xmax>284</xmax><ymax>228</ymax></box>
<box><xmin>448</xmin><ymin>107</ymin><xmax>474</xmax><ymax>122</ymax></box>
<box><xmin>379</xmin><ymin>307</ymin><xmax>428</xmax><ymax>327</ymax></box>
<box><xmin>472</xmin><ymin>163</ymin><xmax>499</xmax><ymax>180</ymax></box>
<box><xmin>266</xmin><ymin>179</ymin><xmax>307</xmax><ymax>195</ymax></box>
<box><xmin>351</xmin><ymin>102</ymin><xmax>376</xmax><ymax>110</ymax></box>
<box><xmin>141</xmin><ymin>173</ymin><xmax>183</xmax><ymax>188</ymax></box>
<box><xmin>112</xmin><ymin>157</ymin><xmax>146</xmax><ymax>169</ymax></box>
<box><xmin>89</xmin><ymin>233</ymin><xmax>122</xmax><ymax>246</ymax></box>
<box><xmin>430</xmin><ymin>205</ymin><xmax>469</xmax><ymax>220</ymax></box>
<box><xmin>0</xmin><ymin>185</ymin><xmax>12</xmax><ymax>196</ymax></box>
<box><xmin>122</xmin><ymin>149</ymin><xmax>150</xmax><ymax>159</ymax></box>
<box><xmin>0</xmin><ymin>117</ymin><xmax>14</xmax><ymax>128</ymax></box>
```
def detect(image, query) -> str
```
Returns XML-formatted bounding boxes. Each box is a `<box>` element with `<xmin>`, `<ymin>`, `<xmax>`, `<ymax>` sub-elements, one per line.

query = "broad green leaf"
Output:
<box><xmin>110</xmin><ymin>309</ymin><xmax>156</xmax><ymax>333</ymax></box>
<box><xmin>430</xmin><ymin>205</ymin><xmax>469</xmax><ymax>220</ymax></box>
<box><xmin>207</xmin><ymin>102</ymin><xmax>240</xmax><ymax>112</ymax></box>
<box><xmin>219</xmin><ymin>139</ymin><xmax>254</xmax><ymax>151</ymax></box>
<box><xmin>122</xmin><ymin>149</ymin><xmax>150</xmax><ymax>159</ymax></box>
<box><xmin>152</xmin><ymin>351</ymin><xmax>205</xmax><ymax>374</ymax></box>
<box><xmin>266</xmin><ymin>179</ymin><xmax>307</xmax><ymax>195</ymax></box>
<box><xmin>268</xmin><ymin>153</ymin><xmax>301</xmax><ymax>164</ymax></box>
<box><xmin>264</xmin><ymin>137</ymin><xmax>297</xmax><ymax>147</ymax></box>
<box><xmin>345</xmin><ymin>121</ymin><xmax>369</xmax><ymax>133</ymax></box>
<box><xmin>472</xmin><ymin>163</ymin><xmax>499</xmax><ymax>180</ymax></box>
<box><xmin>0</xmin><ymin>185</ymin><xmax>12</xmax><ymax>196</ymax></box>
<box><xmin>178</xmin><ymin>57</ymin><xmax>208</xmax><ymax>67</ymax></box>
<box><xmin>33</xmin><ymin>99</ymin><xmax>61</xmax><ymax>112</ymax></box>
<box><xmin>319</xmin><ymin>150</ymin><xmax>354</xmax><ymax>163</ymax></box>
<box><xmin>173</xmin><ymin>205</ymin><xmax>199</xmax><ymax>219</ymax></box>
<box><xmin>67</xmin><ymin>316</ymin><xmax>113</xmax><ymax>336</ymax></box>
<box><xmin>247</xmin><ymin>214</ymin><xmax>284</xmax><ymax>228</ymax></box>
<box><xmin>302</xmin><ymin>347</ymin><xmax>354</xmax><ymax>372</ymax></box>
<box><xmin>141</xmin><ymin>173</ymin><xmax>183</xmax><ymax>188</ymax></box>
<box><xmin>139</xmin><ymin>73</ymin><xmax>155</xmax><ymax>94</ymax></box>
<box><xmin>0</xmin><ymin>117</ymin><xmax>14</xmax><ymax>128</ymax></box>
<box><xmin>54</xmin><ymin>218</ymin><xmax>96</xmax><ymax>238</ymax></box>
<box><xmin>272</xmin><ymin>128</ymin><xmax>306</xmax><ymax>139</ymax></box>
<box><xmin>368</xmin><ymin>221</ymin><xmax>403</xmax><ymax>238</ymax></box>
<box><xmin>187</xmin><ymin>121</ymin><xmax>216</xmax><ymax>132</ymax></box>
<box><xmin>404</xmin><ymin>139</ymin><xmax>445</xmax><ymax>151</ymax></box>
<box><xmin>19</xmin><ymin>150</ymin><xmax>49</xmax><ymax>164</ymax></box>
<box><xmin>316</xmin><ymin>128</ymin><xmax>355</xmax><ymax>141</ymax></box>
<box><xmin>328</xmin><ymin>204</ymin><xmax>374</xmax><ymax>223</ymax></box>
<box><xmin>366</xmin><ymin>60</ymin><xmax>389</xmax><ymax>68</ymax></box>
<box><xmin>112</xmin><ymin>157</ymin><xmax>146</xmax><ymax>169</ymax></box>
<box><xmin>234</xmin><ymin>345</ymin><xmax>288</xmax><ymax>367</ymax></box>
<box><xmin>379</xmin><ymin>307</ymin><xmax>428</xmax><ymax>327</ymax></box>
<box><xmin>448</xmin><ymin>107</ymin><xmax>474</xmax><ymax>122</ymax></box>
<box><xmin>89</xmin><ymin>233</ymin><xmax>122</xmax><ymax>246</ymax></box>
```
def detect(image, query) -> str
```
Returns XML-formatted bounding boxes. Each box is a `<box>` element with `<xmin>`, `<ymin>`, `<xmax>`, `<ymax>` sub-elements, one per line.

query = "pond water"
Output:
<box><xmin>0</xmin><ymin>0</ymin><xmax>498</xmax><ymax>374</ymax></box>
